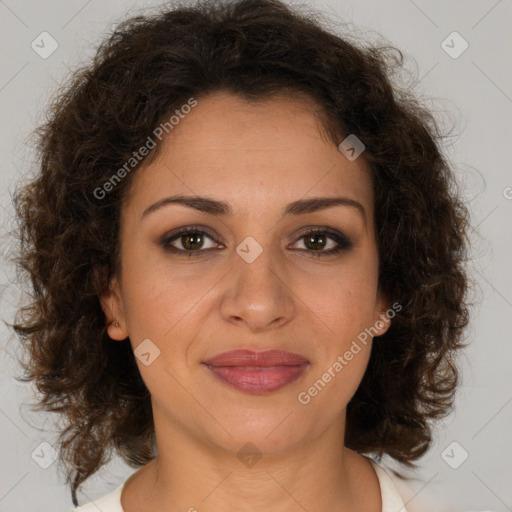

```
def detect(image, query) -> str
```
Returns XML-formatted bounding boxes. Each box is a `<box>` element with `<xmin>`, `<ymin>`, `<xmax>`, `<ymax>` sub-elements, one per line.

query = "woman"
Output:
<box><xmin>10</xmin><ymin>0</ymin><xmax>471</xmax><ymax>510</ymax></box>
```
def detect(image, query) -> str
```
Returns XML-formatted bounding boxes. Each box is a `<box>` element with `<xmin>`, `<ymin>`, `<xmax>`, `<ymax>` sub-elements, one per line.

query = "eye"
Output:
<box><xmin>290</xmin><ymin>227</ymin><xmax>353</xmax><ymax>258</ymax></box>
<box><xmin>161</xmin><ymin>226</ymin><xmax>220</xmax><ymax>257</ymax></box>
<box><xmin>160</xmin><ymin>226</ymin><xmax>353</xmax><ymax>258</ymax></box>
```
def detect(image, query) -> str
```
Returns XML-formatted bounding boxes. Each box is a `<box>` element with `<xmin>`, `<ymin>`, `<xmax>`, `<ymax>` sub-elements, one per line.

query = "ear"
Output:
<box><xmin>98</xmin><ymin>272</ymin><xmax>129</xmax><ymax>341</ymax></box>
<box><xmin>372</xmin><ymin>290</ymin><xmax>393</xmax><ymax>338</ymax></box>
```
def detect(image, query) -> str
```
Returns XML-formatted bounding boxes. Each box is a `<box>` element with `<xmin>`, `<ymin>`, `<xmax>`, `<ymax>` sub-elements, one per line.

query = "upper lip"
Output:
<box><xmin>203</xmin><ymin>349</ymin><xmax>309</xmax><ymax>367</ymax></box>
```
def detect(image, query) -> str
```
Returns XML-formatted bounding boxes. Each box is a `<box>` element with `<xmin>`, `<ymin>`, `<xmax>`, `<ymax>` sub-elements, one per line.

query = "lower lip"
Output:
<box><xmin>203</xmin><ymin>363</ymin><xmax>309</xmax><ymax>393</ymax></box>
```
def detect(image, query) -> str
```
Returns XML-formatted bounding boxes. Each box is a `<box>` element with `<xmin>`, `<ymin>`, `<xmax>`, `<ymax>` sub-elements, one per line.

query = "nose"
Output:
<box><xmin>219</xmin><ymin>243</ymin><xmax>296</xmax><ymax>332</ymax></box>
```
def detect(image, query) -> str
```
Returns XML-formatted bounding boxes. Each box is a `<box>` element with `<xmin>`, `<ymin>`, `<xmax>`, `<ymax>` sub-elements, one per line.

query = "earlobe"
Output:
<box><xmin>374</xmin><ymin>311</ymin><xmax>391</xmax><ymax>337</ymax></box>
<box><xmin>106</xmin><ymin>319</ymin><xmax>128</xmax><ymax>341</ymax></box>
<box><xmin>99</xmin><ymin>276</ymin><xmax>129</xmax><ymax>341</ymax></box>
<box><xmin>374</xmin><ymin>293</ymin><xmax>392</xmax><ymax>337</ymax></box>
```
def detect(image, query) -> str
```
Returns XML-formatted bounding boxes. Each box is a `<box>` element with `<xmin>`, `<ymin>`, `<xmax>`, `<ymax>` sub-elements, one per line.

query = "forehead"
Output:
<box><xmin>125</xmin><ymin>90</ymin><xmax>374</xmax><ymax>219</ymax></box>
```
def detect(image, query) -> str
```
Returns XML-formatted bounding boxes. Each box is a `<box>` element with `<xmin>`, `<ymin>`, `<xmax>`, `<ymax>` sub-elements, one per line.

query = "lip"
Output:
<box><xmin>202</xmin><ymin>349</ymin><xmax>309</xmax><ymax>394</ymax></box>
<box><xmin>203</xmin><ymin>349</ymin><xmax>309</xmax><ymax>367</ymax></box>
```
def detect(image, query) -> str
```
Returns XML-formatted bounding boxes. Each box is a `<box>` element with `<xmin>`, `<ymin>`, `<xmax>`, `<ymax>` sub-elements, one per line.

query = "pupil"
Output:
<box><xmin>183</xmin><ymin>232</ymin><xmax>202</xmax><ymax>250</ymax></box>
<box><xmin>306</xmin><ymin>234</ymin><xmax>325</xmax><ymax>251</ymax></box>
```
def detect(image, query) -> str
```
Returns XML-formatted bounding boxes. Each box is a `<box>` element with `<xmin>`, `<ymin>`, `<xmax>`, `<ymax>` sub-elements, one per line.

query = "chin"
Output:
<box><xmin>204</xmin><ymin>409</ymin><xmax>313</xmax><ymax>454</ymax></box>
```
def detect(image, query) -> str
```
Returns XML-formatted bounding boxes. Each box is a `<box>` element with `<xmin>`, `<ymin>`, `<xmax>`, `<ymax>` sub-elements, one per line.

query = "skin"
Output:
<box><xmin>100</xmin><ymin>90</ymin><xmax>391</xmax><ymax>512</ymax></box>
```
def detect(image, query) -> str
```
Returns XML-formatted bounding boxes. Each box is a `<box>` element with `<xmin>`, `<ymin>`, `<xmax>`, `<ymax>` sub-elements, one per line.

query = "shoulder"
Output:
<box><xmin>71</xmin><ymin>483</ymin><xmax>124</xmax><ymax>512</ymax></box>
<box><xmin>366</xmin><ymin>457</ymin><xmax>409</xmax><ymax>512</ymax></box>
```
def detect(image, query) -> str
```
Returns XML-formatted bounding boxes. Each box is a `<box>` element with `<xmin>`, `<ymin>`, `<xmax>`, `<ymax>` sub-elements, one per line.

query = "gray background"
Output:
<box><xmin>0</xmin><ymin>0</ymin><xmax>511</xmax><ymax>511</ymax></box>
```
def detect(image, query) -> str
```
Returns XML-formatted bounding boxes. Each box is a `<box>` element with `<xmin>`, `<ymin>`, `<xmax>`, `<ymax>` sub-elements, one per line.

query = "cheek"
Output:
<box><xmin>296</xmin><ymin>347</ymin><xmax>371</xmax><ymax>425</ymax></box>
<box><xmin>120</xmin><ymin>270</ymin><xmax>216</xmax><ymax>392</ymax></box>
<box><xmin>293</xmin><ymin>297</ymin><xmax>375</xmax><ymax>421</ymax></box>
<box><xmin>300</xmin><ymin>261</ymin><xmax>380</xmax><ymax>336</ymax></box>
<box><xmin>119</xmin><ymin>244</ymin><xmax>215</xmax><ymax>338</ymax></box>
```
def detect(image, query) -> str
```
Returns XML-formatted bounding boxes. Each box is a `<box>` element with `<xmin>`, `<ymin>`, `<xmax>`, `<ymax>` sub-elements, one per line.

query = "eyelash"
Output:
<box><xmin>160</xmin><ymin>225</ymin><xmax>353</xmax><ymax>259</ymax></box>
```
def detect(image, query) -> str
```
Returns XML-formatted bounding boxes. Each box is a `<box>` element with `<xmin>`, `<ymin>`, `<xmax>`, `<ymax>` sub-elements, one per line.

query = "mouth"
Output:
<box><xmin>202</xmin><ymin>349</ymin><xmax>310</xmax><ymax>394</ymax></box>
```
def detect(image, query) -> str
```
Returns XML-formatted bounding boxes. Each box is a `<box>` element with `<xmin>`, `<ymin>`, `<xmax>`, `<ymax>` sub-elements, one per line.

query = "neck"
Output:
<box><xmin>121</xmin><ymin>406</ymin><xmax>380</xmax><ymax>512</ymax></box>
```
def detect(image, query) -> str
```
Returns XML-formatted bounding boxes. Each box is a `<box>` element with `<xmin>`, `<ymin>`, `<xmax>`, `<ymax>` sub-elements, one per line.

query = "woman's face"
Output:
<box><xmin>101</xmin><ymin>90</ymin><xmax>390</xmax><ymax>457</ymax></box>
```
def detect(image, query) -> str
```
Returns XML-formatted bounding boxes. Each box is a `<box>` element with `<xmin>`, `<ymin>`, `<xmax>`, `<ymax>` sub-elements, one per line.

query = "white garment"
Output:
<box><xmin>72</xmin><ymin>458</ymin><xmax>408</xmax><ymax>512</ymax></box>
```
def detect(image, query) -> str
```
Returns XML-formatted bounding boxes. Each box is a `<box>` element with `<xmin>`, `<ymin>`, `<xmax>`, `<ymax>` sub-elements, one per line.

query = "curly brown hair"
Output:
<box><xmin>9</xmin><ymin>0</ymin><xmax>472</xmax><ymax>506</ymax></box>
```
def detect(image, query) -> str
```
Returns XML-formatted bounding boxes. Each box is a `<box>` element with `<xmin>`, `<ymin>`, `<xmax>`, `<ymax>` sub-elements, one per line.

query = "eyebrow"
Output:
<box><xmin>141</xmin><ymin>194</ymin><xmax>366</xmax><ymax>224</ymax></box>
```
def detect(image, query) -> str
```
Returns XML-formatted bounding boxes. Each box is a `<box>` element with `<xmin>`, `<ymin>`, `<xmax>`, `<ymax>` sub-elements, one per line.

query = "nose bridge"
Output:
<box><xmin>236</xmin><ymin>236</ymin><xmax>279</xmax><ymax>291</ymax></box>
<box><xmin>220</xmin><ymin>234</ymin><xmax>295</xmax><ymax>330</ymax></box>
